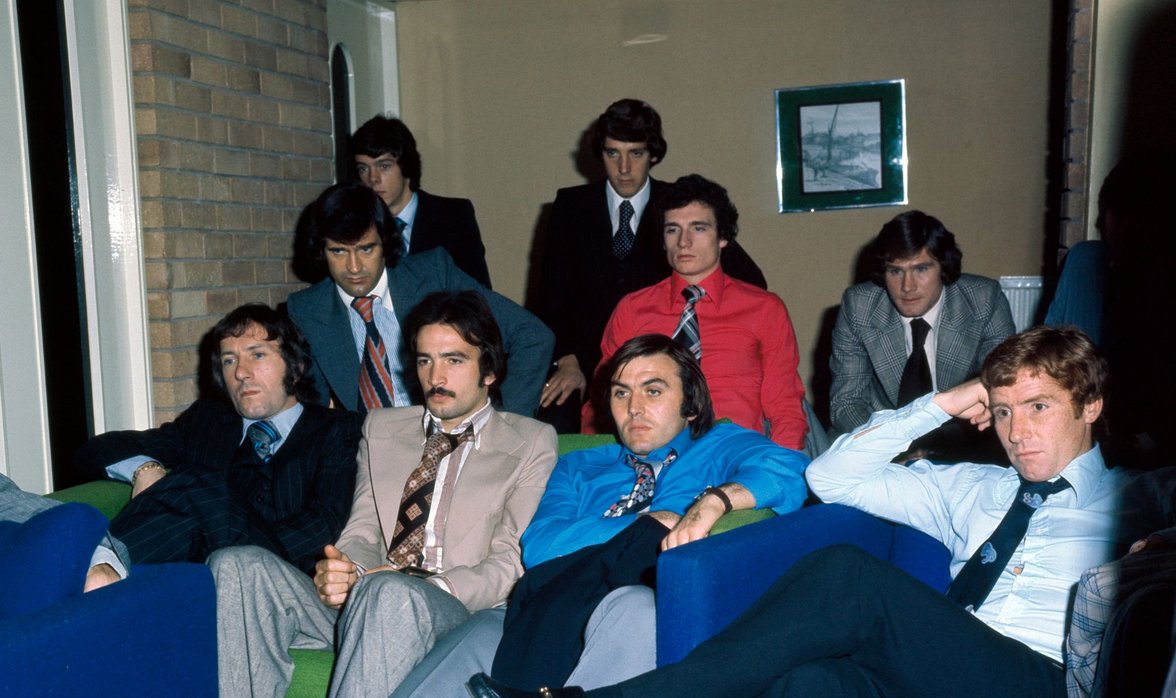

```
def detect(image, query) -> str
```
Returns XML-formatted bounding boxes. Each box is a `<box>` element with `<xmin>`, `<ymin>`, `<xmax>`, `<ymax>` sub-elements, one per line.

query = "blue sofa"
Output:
<box><xmin>656</xmin><ymin>503</ymin><xmax>952</xmax><ymax>666</ymax></box>
<box><xmin>0</xmin><ymin>502</ymin><xmax>217</xmax><ymax>696</ymax></box>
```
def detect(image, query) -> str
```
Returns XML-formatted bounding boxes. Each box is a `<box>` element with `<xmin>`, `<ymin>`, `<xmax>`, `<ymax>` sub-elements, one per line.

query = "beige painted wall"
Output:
<box><xmin>392</xmin><ymin>0</ymin><xmax>1053</xmax><ymax>399</ymax></box>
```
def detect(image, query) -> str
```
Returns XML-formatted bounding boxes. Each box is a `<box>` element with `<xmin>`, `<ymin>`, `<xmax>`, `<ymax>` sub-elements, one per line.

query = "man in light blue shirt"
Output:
<box><xmin>466</xmin><ymin>325</ymin><xmax>1135</xmax><ymax>698</ymax></box>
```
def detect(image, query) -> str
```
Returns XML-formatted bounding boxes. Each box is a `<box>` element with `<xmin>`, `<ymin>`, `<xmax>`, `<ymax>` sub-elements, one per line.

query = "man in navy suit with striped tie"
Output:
<box><xmin>73</xmin><ymin>303</ymin><xmax>362</xmax><ymax>574</ymax></box>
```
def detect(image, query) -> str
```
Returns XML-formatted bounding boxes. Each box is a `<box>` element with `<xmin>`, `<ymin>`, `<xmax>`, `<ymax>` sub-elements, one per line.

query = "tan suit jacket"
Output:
<box><xmin>334</xmin><ymin>406</ymin><xmax>557</xmax><ymax>611</ymax></box>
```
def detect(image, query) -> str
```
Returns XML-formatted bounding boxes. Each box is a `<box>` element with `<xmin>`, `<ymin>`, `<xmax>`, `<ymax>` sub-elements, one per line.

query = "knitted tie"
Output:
<box><xmin>352</xmin><ymin>295</ymin><xmax>397</xmax><ymax>413</ymax></box>
<box><xmin>612</xmin><ymin>200</ymin><xmax>636</xmax><ymax>258</ymax></box>
<box><xmin>395</xmin><ymin>217</ymin><xmax>409</xmax><ymax>255</ymax></box>
<box><xmin>386</xmin><ymin>425</ymin><xmax>475</xmax><ymax>569</ymax></box>
<box><xmin>897</xmin><ymin>317</ymin><xmax>932</xmax><ymax>406</ymax></box>
<box><xmin>604</xmin><ymin>450</ymin><xmax>678</xmax><ymax>517</ymax></box>
<box><xmin>671</xmin><ymin>285</ymin><xmax>705</xmax><ymax>360</ymax></box>
<box><xmin>946</xmin><ymin>477</ymin><xmax>1072</xmax><ymax>612</ymax></box>
<box><xmin>246</xmin><ymin>420</ymin><xmax>280</xmax><ymax>462</ymax></box>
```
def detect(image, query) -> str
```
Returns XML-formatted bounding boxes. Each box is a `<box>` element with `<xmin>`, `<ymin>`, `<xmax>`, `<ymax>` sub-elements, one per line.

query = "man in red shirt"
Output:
<box><xmin>582</xmin><ymin>174</ymin><xmax>807</xmax><ymax>450</ymax></box>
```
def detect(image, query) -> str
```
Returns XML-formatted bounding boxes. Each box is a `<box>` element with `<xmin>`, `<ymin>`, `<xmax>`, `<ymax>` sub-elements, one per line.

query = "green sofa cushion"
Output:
<box><xmin>46</xmin><ymin>480</ymin><xmax>131</xmax><ymax>521</ymax></box>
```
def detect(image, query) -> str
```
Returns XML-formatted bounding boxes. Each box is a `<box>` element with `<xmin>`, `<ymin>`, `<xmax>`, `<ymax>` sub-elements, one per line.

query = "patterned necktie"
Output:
<box><xmin>247</xmin><ymin>420</ymin><xmax>280</xmax><ymax>462</ymax></box>
<box><xmin>612</xmin><ymin>200</ymin><xmax>636</xmax><ymax>259</ymax></box>
<box><xmin>946</xmin><ymin>476</ymin><xmax>1072</xmax><ymax>612</ymax></box>
<box><xmin>386</xmin><ymin>425</ymin><xmax>475</xmax><ymax>569</ymax></box>
<box><xmin>897</xmin><ymin>317</ymin><xmax>933</xmax><ymax>406</ymax></box>
<box><xmin>352</xmin><ymin>295</ymin><xmax>398</xmax><ymax>413</ymax></box>
<box><xmin>671</xmin><ymin>285</ymin><xmax>705</xmax><ymax>360</ymax></box>
<box><xmin>395</xmin><ymin>217</ymin><xmax>409</xmax><ymax>255</ymax></box>
<box><xmin>604</xmin><ymin>450</ymin><xmax>678</xmax><ymax>517</ymax></box>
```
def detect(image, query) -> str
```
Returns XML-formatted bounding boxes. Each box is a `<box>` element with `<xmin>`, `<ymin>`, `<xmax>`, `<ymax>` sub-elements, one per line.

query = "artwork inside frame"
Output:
<box><xmin>776</xmin><ymin>79</ymin><xmax>907</xmax><ymax>213</ymax></box>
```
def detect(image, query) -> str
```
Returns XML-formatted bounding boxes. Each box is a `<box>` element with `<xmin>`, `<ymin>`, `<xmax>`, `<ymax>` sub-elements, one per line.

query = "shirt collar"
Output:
<box><xmin>620</xmin><ymin>425</ymin><xmax>697</xmax><ymax>465</ymax></box>
<box><xmin>670</xmin><ymin>266</ymin><xmax>727</xmax><ymax>308</ymax></box>
<box><xmin>421</xmin><ymin>399</ymin><xmax>494</xmax><ymax>449</ymax></box>
<box><xmin>993</xmin><ymin>443</ymin><xmax>1108</xmax><ymax>507</ymax></box>
<box><xmin>240</xmin><ymin>401</ymin><xmax>304</xmax><ymax>445</ymax></box>
<box><xmin>906</xmin><ymin>287</ymin><xmax>945</xmax><ymax>331</ymax></box>
<box><xmin>397</xmin><ymin>191</ymin><xmax>419</xmax><ymax>228</ymax></box>
<box><xmin>334</xmin><ymin>266</ymin><xmax>391</xmax><ymax>308</ymax></box>
<box><xmin>605</xmin><ymin>176</ymin><xmax>652</xmax><ymax>211</ymax></box>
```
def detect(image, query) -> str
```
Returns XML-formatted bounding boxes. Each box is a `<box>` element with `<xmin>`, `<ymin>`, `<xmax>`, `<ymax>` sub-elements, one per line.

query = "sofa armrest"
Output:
<box><xmin>0</xmin><ymin>562</ymin><xmax>217</xmax><ymax>696</ymax></box>
<box><xmin>655</xmin><ymin>504</ymin><xmax>901</xmax><ymax>666</ymax></box>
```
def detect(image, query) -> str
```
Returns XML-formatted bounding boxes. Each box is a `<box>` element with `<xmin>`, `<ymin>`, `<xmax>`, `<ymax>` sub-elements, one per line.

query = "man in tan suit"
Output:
<box><xmin>211</xmin><ymin>291</ymin><xmax>558</xmax><ymax>697</ymax></box>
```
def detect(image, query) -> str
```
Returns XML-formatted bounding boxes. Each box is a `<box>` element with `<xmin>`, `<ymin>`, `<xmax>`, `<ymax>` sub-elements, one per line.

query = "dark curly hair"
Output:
<box><xmin>297</xmin><ymin>182</ymin><xmax>403</xmax><ymax>280</ymax></box>
<box><xmin>350</xmin><ymin>115</ymin><xmax>422</xmax><ymax>190</ymax></box>
<box><xmin>869</xmin><ymin>210</ymin><xmax>962</xmax><ymax>287</ymax></box>
<box><xmin>209</xmin><ymin>303</ymin><xmax>319</xmax><ymax>405</ymax></box>
<box><xmin>655</xmin><ymin>174</ymin><xmax>739</xmax><ymax>242</ymax></box>
<box><xmin>589</xmin><ymin>99</ymin><xmax>667</xmax><ymax>165</ymax></box>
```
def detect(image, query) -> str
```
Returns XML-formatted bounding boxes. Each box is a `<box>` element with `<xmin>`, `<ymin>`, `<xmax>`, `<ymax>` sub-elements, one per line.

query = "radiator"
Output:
<box><xmin>999</xmin><ymin>276</ymin><xmax>1044</xmax><ymax>332</ymax></box>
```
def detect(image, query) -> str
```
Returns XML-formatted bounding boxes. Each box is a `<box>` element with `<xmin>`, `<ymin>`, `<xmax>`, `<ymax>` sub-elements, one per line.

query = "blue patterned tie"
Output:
<box><xmin>247</xmin><ymin>420</ymin><xmax>280</xmax><ymax>462</ymax></box>
<box><xmin>946</xmin><ymin>476</ymin><xmax>1071</xmax><ymax>612</ymax></box>
<box><xmin>671</xmin><ymin>285</ymin><xmax>705</xmax><ymax>360</ymax></box>
<box><xmin>612</xmin><ymin>200</ymin><xmax>636</xmax><ymax>258</ymax></box>
<box><xmin>604</xmin><ymin>450</ymin><xmax>678</xmax><ymax>517</ymax></box>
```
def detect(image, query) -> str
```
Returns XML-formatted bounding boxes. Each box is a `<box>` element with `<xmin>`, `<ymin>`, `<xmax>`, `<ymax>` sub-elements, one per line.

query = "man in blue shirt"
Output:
<box><xmin>393</xmin><ymin>333</ymin><xmax>807</xmax><ymax>697</ymax></box>
<box><xmin>469</xmin><ymin>325</ymin><xmax>1133</xmax><ymax>698</ymax></box>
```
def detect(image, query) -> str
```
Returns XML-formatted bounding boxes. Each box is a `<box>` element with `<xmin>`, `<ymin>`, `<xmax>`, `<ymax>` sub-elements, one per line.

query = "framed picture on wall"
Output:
<box><xmin>775</xmin><ymin>79</ymin><xmax>907</xmax><ymax>213</ymax></box>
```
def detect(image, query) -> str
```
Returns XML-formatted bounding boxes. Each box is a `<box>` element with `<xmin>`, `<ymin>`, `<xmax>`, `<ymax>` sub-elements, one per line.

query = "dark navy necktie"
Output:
<box><xmin>946</xmin><ymin>476</ymin><xmax>1071</xmax><ymax>612</ymax></box>
<box><xmin>897</xmin><ymin>317</ymin><xmax>932</xmax><ymax>406</ymax></box>
<box><xmin>613</xmin><ymin>200</ymin><xmax>636</xmax><ymax>258</ymax></box>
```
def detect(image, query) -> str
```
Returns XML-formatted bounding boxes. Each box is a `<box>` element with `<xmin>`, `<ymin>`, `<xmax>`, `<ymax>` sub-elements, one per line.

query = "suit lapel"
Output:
<box><xmin>302</xmin><ymin>282</ymin><xmax>362</xmax><ymax>409</ymax></box>
<box><xmin>408</xmin><ymin>190</ymin><xmax>435</xmax><ymax>255</ymax></box>
<box><xmin>863</xmin><ymin>291</ymin><xmax>908</xmax><ymax>406</ymax></box>
<box><xmin>369</xmin><ymin>408</ymin><xmax>428</xmax><ymax>553</ymax></box>
<box><xmin>935</xmin><ymin>284</ymin><xmax>978</xmax><ymax>389</ymax></box>
<box><xmin>443</xmin><ymin>410</ymin><xmax>524</xmax><ymax>547</ymax></box>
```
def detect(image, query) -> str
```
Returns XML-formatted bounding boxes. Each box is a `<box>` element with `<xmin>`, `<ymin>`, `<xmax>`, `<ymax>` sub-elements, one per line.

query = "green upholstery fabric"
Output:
<box><xmin>48</xmin><ymin>427</ymin><xmax>767</xmax><ymax>698</ymax></box>
<box><xmin>46</xmin><ymin>481</ymin><xmax>131</xmax><ymax>521</ymax></box>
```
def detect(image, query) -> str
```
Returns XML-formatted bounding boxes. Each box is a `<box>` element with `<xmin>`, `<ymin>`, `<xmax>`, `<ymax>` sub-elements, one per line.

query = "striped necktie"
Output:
<box><xmin>671</xmin><ymin>285</ymin><xmax>705</xmax><ymax>359</ymax></box>
<box><xmin>352</xmin><ymin>295</ymin><xmax>398</xmax><ymax>412</ymax></box>
<box><xmin>247</xmin><ymin>420</ymin><xmax>280</xmax><ymax>462</ymax></box>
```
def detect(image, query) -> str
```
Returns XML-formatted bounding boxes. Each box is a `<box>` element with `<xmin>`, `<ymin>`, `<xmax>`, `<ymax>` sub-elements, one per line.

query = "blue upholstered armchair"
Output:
<box><xmin>0</xmin><ymin>502</ymin><xmax>218</xmax><ymax>696</ymax></box>
<box><xmin>655</xmin><ymin>503</ymin><xmax>952</xmax><ymax>666</ymax></box>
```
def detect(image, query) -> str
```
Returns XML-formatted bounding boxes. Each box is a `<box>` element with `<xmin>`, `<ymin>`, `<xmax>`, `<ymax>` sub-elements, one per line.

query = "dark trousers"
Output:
<box><xmin>492</xmin><ymin>516</ymin><xmax>668</xmax><ymax>689</ymax></box>
<box><xmin>591</xmin><ymin>545</ymin><xmax>1065</xmax><ymax>698</ymax></box>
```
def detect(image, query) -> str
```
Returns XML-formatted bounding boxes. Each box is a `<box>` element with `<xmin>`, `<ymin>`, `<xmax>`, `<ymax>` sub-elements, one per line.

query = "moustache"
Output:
<box><xmin>427</xmin><ymin>387</ymin><xmax>456</xmax><ymax>398</ymax></box>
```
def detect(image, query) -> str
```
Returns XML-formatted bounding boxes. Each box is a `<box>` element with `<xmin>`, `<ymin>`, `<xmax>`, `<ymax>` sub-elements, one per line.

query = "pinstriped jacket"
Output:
<box><xmin>829</xmin><ymin>274</ymin><xmax>1015</xmax><ymax>435</ymax></box>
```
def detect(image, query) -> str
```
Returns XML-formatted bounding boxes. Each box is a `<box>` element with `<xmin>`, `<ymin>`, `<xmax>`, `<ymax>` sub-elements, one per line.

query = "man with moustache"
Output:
<box><xmin>212</xmin><ymin>291</ymin><xmax>558</xmax><ymax>697</ymax></box>
<box><xmin>73</xmin><ymin>303</ymin><xmax>361</xmax><ymax>574</ymax></box>
<box><xmin>288</xmin><ymin>183</ymin><xmax>552</xmax><ymax>417</ymax></box>
<box><xmin>395</xmin><ymin>334</ymin><xmax>807</xmax><ymax>696</ymax></box>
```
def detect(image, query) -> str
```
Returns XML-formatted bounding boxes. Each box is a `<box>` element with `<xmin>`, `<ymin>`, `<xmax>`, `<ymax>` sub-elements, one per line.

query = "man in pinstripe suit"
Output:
<box><xmin>830</xmin><ymin>211</ymin><xmax>1015</xmax><ymax>461</ymax></box>
<box><xmin>73</xmin><ymin>304</ymin><xmax>362</xmax><ymax>574</ymax></box>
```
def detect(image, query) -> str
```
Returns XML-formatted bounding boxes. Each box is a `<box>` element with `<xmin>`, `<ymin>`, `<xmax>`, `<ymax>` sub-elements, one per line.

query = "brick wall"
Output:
<box><xmin>1059</xmin><ymin>0</ymin><xmax>1096</xmax><ymax>252</ymax></box>
<box><xmin>130</xmin><ymin>0</ymin><xmax>333</xmax><ymax>423</ymax></box>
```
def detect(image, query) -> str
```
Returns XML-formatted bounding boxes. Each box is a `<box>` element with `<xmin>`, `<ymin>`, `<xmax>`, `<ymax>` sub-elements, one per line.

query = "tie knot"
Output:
<box><xmin>351</xmin><ymin>295</ymin><xmax>377</xmax><ymax>322</ymax></box>
<box><xmin>394</xmin><ymin>217</ymin><xmax>407</xmax><ymax>234</ymax></box>
<box><xmin>247</xmin><ymin>420</ymin><xmax>280</xmax><ymax>461</ymax></box>
<box><xmin>1018</xmin><ymin>476</ymin><xmax>1070</xmax><ymax>508</ymax></box>
<box><xmin>909</xmin><ymin>317</ymin><xmax>930</xmax><ymax>346</ymax></box>
<box><xmin>681</xmin><ymin>285</ymin><xmax>704</xmax><ymax>304</ymax></box>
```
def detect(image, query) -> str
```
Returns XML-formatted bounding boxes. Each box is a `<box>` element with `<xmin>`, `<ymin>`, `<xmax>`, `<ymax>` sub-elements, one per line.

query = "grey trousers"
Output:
<box><xmin>392</xmin><ymin>585</ymin><xmax>657</xmax><ymax>697</ymax></box>
<box><xmin>211</xmin><ymin>546</ymin><xmax>470</xmax><ymax>698</ymax></box>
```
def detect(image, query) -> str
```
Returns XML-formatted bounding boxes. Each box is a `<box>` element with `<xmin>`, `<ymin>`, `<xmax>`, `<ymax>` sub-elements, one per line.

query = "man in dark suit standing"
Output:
<box><xmin>74</xmin><ymin>303</ymin><xmax>362</xmax><ymax>574</ymax></box>
<box><xmin>536</xmin><ymin>99</ymin><xmax>766</xmax><ymax>432</ymax></box>
<box><xmin>830</xmin><ymin>210</ymin><xmax>1015</xmax><ymax>461</ymax></box>
<box><xmin>352</xmin><ymin>115</ymin><xmax>492</xmax><ymax>287</ymax></box>
<box><xmin>288</xmin><ymin>183</ymin><xmax>552</xmax><ymax>417</ymax></box>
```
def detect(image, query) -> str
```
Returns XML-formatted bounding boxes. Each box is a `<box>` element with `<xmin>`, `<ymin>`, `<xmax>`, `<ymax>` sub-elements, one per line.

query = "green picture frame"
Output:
<box><xmin>776</xmin><ymin>79</ymin><xmax>907</xmax><ymax>213</ymax></box>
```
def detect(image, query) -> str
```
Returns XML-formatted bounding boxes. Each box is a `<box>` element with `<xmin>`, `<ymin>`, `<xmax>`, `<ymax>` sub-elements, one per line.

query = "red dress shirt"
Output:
<box><xmin>583</xmin><ymin>267</ymin><xmax>808</xmax><ymax>450</ymax></box>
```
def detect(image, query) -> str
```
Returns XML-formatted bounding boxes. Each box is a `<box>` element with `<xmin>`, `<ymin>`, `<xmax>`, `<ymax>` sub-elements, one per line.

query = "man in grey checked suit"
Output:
<box><xmin>830</xmin><ymin>210</ymin><xmax>1015</xmax><ymax>459</ymax></box>
<box><xmin>0</xmin><ymin>473</ymin><xmax>129</xmax><ymax>591</ymax></box>
<box><xmin>212</xmin><ymin>291</ymin><xmax>558</xmax><ymax>697</ymax></box>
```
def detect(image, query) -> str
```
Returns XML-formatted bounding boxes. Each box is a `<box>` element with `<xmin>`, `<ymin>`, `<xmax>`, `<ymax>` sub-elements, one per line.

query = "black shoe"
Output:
<box><xmin>465</xmin><ymin>673</ymin><xmax>585</xmax><ymax>698</ymax></box>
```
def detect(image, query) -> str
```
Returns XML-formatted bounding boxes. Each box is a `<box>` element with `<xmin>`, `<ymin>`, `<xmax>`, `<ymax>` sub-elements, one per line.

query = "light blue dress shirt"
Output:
<box><xmin>807</xmin><ymin>393</ymin><xmax>1132</xmax><ymax>663</ymax></box>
